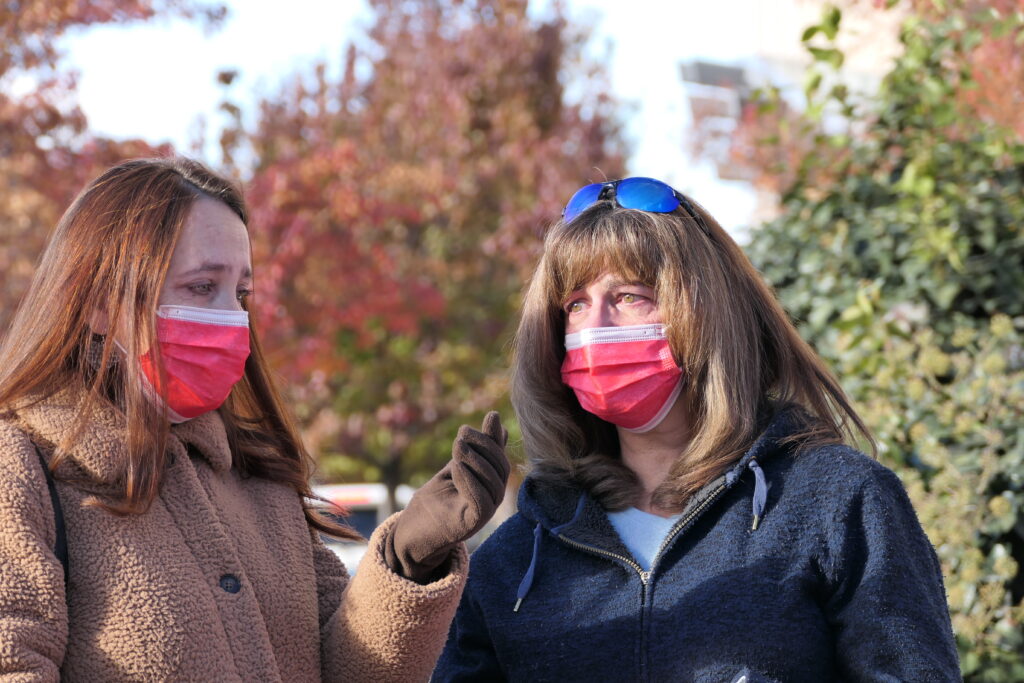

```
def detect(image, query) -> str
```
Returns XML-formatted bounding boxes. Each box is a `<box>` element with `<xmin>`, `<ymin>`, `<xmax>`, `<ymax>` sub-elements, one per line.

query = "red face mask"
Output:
<box><xmin>138</xmin><ymin>306</ymin><xmax>251</xmax><ymax>423</ymax></box>
<box><xmin>560</xmin><ymin>324</ymin><xmax>683</xmax><ymax>433</ymax></box>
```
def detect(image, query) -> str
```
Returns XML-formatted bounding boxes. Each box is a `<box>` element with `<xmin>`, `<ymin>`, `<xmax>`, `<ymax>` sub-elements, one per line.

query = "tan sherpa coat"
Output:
<box><xmin>0</xmin><ymin>391</ymin><xmax>468</xmax><ymax>682</ymax></box>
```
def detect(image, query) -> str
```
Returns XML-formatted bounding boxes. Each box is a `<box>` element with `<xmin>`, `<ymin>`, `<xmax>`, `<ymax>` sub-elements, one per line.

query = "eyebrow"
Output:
<box><xmin>564</xmin><ymin>278</ymin><xmax>653</xmax><ymax>300</ymax></box>
<box><xmin>179</xmin><ymin>262</ymin><xmax>253</xmax><ymax>279</ymax></box>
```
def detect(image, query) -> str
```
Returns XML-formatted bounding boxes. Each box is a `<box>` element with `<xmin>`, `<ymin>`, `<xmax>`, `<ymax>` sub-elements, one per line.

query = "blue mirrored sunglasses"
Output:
<box><xmin>562</xmin><ymin>177</ymin><xmax>699</xmax><ymax>224</ymax></box>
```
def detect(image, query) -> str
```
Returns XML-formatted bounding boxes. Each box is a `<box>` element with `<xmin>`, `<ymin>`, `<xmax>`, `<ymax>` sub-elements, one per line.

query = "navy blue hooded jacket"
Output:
<box><xmin>434</xmin><ymin>408</ymin><xmax>960</xmax><ymax>682</ymax></box>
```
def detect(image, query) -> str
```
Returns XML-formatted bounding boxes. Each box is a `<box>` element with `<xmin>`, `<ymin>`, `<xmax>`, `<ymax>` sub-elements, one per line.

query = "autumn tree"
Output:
<box><xmin>225</xmin><ymin>0</ymin><xmax>626</xmax><ymax>505</ymax></box>
<box><xmin>726</xmin><ymin>3</ymin><xmax>1024</xmax><ymax>677</ymax></box>
<box><xmin>0</xmin><ymin>0</ymin><xmax>223</xmax><ymax>329</ymax></box>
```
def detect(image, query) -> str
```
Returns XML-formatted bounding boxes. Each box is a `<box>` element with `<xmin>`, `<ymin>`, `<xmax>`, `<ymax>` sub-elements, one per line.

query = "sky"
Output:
<box><xmin>56</xmin><ymin>0</ymin><xmax>809</xmax><ymax>238</ymax></box>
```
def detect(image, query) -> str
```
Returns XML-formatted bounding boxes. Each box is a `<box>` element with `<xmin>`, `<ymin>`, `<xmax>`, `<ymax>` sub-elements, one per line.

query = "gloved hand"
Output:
<box><xmin>386</xmin><ymin>411</ymin><xmax>510</xmax><ymax>583</ymax></box>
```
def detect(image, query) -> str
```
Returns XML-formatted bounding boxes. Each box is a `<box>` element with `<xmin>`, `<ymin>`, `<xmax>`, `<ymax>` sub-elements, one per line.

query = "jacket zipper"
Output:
<box><xmin>552</xmin><ymin>480</ymin><xmax>731</xmax><ymax>683</ymax></box>
<box><xmin>556</xmin><ymin>535</ymin><xmax>650</xmax><ymax>681</ymax></box>
<box><xmin>553</xmin><ymin>480</ymin><xmax>732</xmax><ymax>595</ymax></box>
<box><xmin>555</xmin><ymin>534</ymin><xmax>649</xmax><ymax>584</ymax></box>
<box><xmin>650</xmin><ymin>481</ymin><xmax>729</xmax><ymax>573</ymax></box>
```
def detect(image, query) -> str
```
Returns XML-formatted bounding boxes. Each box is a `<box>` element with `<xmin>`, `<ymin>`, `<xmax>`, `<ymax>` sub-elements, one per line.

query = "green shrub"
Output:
<box><xmin>745</xmin><ymin>4</ymin><xmax>1024</xmax><ymax>677</ymax></box>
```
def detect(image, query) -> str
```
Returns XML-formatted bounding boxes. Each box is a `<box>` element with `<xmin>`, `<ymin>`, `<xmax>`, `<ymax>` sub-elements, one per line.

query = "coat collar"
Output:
<box><xmin>510</xmin><ymin>405</ymin><xmax>808</xmax><ymax>610</ymax></box>
<box><xmin>518</xmin><ymin>403</ymin><xmax>807</xmax><ymax>539</ymax></box>
<box><xmin>171</xmin><ymin>410</ymin><xmax>233</xmax><ymax>472</ymax></box>
<box><xmin>14</xmin><ymin>387</ymin><xmax>233</xmax><ymax>482</ymax></box>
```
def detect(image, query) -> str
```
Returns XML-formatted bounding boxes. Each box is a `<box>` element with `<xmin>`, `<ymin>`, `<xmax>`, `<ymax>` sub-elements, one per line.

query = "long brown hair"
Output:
<box><xmin>0</xmin><ymin>157</ymin><xmax>358</xmax><ymax>539</ymax></box>
<box><xmin>511</xmin><ymin>198</ymin><xmax>873</xmax><ymax>512</ymax></box>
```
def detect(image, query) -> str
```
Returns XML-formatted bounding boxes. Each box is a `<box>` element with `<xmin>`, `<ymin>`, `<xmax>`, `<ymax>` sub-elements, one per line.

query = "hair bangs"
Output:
<box><xmin>545</xmin><ymin>206</ymin><xmax>666</xmax><ymax>306</ymax></box>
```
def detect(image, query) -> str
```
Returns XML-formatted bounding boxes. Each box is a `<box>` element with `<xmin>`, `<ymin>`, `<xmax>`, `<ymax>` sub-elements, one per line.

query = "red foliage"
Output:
<box><xmin>238</xmin><ymin>0</ymin><xmax>624</xmax><ymax>376</ymax></box>
<box><xmin>228</xmin><ymin>0</ymin><xmax>626</xmax><ymax>484</ymax></box>
<box><xmin>0</xmin><ymin>0</ymin><xmax>221</xmax><ymax>327</ymax></box>
<box><xmin>955</xmin><ymin>1</ymin><xmax>1024</xmax><ymax>140</ymax></box>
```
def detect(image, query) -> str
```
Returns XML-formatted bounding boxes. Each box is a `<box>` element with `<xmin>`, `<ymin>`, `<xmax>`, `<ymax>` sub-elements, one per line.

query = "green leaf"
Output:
<box><xmin>962</xmin><ymin>27</ymin><xmax>983</xmax><ymax>49</ymax></box>
<box><xmin>807</xmin><ymin>46</ymin><xmax>844</xmax><ymax>69</ymax></box>
<box><xmin>822</xmin><ymin>5</ymin><xmax>842</xmax><ymax>40</ymax></box>
<box><xmin>804</xmin><ymin>70</ymin><xmax>823</xmax><ymax>97</ymax></box>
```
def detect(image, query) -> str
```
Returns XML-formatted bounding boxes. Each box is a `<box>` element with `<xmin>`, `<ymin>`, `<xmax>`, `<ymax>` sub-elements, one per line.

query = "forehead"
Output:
<box><xmin>171</xmin><ymin>196</ymin><xmax>251</xmax><ymax>271</ymax></box>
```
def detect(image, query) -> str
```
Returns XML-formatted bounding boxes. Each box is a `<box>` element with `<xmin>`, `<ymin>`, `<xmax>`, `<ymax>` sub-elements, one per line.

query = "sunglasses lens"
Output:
<box><xmin>563</xmin><ymin>183</ymin><xmax>604</xmax><ymax>222</ymax></box>
<box><xmin>615</xmin><ymin>177</ymin><xmax>680</xmax><ymax>214</ymax></box>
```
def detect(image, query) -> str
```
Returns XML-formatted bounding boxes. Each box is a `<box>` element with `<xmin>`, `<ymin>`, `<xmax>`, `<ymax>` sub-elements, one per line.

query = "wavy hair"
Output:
<box><xmin>0</xmin><ymin>157</ymin><xmax>358</xmax><ymax>539</ymax></box>
<box><xmin>510</xmin><ymin>199</ymin><xmax>872</xmax><ymax>511</ymax></box>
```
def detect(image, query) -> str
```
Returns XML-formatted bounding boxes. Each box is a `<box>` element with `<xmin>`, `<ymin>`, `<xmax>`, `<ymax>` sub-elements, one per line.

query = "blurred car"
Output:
<box><xmin>311</xmin><ymin>483</ymin><xmax>415</xmax><ymax>575</ymax></box>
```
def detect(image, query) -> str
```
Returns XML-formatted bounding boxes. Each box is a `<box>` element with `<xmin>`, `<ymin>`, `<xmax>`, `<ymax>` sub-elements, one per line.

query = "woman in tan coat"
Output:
<box><xmin>0</xmin><ymin>157</ymin><xmax>509</xmax><ymax>682</ymax></box>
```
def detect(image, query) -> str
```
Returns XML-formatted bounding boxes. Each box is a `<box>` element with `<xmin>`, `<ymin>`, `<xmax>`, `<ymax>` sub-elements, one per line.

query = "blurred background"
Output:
<box><xmin>2</xmin><ymin>0</ymin><xmax>1022</xmax><ymax>677</ymax></box>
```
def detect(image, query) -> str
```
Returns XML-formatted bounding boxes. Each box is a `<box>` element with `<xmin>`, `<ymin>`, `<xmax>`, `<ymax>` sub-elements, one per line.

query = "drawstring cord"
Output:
<box><xmin>515</xmin><ymin>461</ymin><xmax>767</xmax><ymax>612</ymax></box>
<box><xmin>514</xmin><ymin>495</ymin><xmax>586</xmax><ymax>612</ymax></box>
<box><xmin>748</xmin><ymin>459</ymin><xmax>767</xmax><ymax>531</ymax></box>
<box><xmin>513</xmin><ymin>524</ymin><xmax>542</xmax><ymax>613</ymax></box>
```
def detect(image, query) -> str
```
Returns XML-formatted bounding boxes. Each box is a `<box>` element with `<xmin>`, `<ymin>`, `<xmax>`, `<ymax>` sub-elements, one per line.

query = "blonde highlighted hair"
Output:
<box><xmin>0</xmin><ymin>157</ymin><xmax>358</xmax><ymax>539</ymax></box>
<box><xmin>511</xmin><ymin>199</ymin><xmax>872</xmax><ymax>511</ymax></box>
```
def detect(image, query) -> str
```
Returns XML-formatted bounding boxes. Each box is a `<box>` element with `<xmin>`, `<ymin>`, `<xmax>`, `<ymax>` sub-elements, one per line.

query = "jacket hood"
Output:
<box><xmin>509</xmin><ymin>404</ymin><xmax>811</xmax><ymax>611</ymax></box>
<box><xmin>517</xmin><ymin>403</ymin><xmax>810</xmax><ymax>532</ymax></box>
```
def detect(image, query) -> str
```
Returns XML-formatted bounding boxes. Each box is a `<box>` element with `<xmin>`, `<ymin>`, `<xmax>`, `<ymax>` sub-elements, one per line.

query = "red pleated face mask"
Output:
<box><xmin>138</xmin><ymin>305</ymin><xmax>251</xmax><ymax>423</ymax></box>
<box><xmin>560</xmin><ymin>324</ymin><xmax>683</xmax><ymax>433</ymax></box>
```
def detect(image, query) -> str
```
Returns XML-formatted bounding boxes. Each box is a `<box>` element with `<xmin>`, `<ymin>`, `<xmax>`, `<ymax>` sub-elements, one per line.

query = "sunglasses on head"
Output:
<box><xmin>562</xmin><ymin>177</ymin><xmax>701</xmax><ymax>224</ymax></box>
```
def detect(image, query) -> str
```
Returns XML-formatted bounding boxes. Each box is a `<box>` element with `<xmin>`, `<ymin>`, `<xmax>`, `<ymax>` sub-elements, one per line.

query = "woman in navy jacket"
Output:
<box><xmin>434</xmin><ymin>178</ymin><xmax>960</xmax><ymax>682</ymax></box>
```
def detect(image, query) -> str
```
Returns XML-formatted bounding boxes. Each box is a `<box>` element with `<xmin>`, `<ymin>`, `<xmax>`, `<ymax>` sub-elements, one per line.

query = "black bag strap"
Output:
<box><xmin>34</xmin><ymin>445</ymin><xmax>69</xmax><ymax>585</ymax></box>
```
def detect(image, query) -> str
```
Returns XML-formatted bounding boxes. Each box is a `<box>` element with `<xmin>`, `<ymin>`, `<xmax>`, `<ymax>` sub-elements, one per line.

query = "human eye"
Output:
<box><xmin>564</xmin><ymin>299</ymin><xmax>586</xmax><ymax>315</ymax></box>
<box><xmin>236</xmin><ymin>287</ymin><xmax>253</xmax><ymax>302</ymax></box>
<box><xmin>188</xmin><ymin>281</ymin><xmax>215</xmax><ymax>296</ymax></box>
<box><xmin>618</xmin><ymin>291</ymin><xmax>650</xmax><ymax>305</ymax></box>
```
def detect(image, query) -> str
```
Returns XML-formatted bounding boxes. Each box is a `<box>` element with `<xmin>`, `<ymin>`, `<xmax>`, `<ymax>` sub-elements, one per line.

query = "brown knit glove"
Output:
<box><xmin>386</xmin><ymin>411</ymin><xmax>510</xmax><ymax>583</ymax></box>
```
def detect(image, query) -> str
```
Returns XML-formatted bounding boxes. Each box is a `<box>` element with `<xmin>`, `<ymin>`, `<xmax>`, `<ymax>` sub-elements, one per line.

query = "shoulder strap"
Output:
<box><xmin>33</xmin><ymin>445</ymin><xmax>69</xmax><ymax>585</ymax></box>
